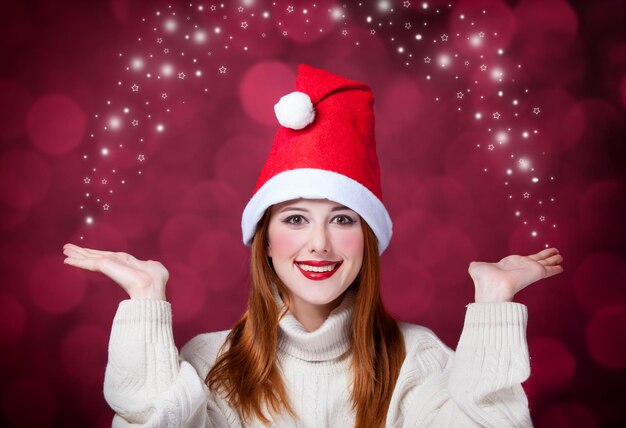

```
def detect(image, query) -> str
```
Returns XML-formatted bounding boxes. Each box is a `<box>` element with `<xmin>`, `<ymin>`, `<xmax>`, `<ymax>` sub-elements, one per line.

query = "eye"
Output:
<box><xmin>283</xmin><ymin>215</ymin><xmax>306</xmax><ymax>225</ymax></box>
<box><xmin>332</xmin><ymin>214</ymin><xmax>356</xmax><ymax>225</ymax></box>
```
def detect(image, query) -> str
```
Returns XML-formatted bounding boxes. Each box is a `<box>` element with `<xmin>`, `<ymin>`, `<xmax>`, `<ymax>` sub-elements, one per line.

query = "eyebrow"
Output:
<box><xmin>279</xmin><ymin>204</ymin><xmax>352</xmax><ymax>213</ymax></box>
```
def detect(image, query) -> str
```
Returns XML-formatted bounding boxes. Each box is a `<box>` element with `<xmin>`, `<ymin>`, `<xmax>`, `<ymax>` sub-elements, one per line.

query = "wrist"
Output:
<box><xmin>474</xmin><ymin>282</ymin><xmax>514</xmax><ymax>303</ymax></box>
<box><xmin>129</xmin><ymin>285</ymin><xmax>166</xmax><ymax>300</ymax></box>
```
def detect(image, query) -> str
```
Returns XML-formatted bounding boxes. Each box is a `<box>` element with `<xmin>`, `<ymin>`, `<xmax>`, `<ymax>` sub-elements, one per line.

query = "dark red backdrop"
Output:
<box><xmin>1</xmin><ymin>0</ymin><xmax>624</xmax><ymax>427</ymax></box>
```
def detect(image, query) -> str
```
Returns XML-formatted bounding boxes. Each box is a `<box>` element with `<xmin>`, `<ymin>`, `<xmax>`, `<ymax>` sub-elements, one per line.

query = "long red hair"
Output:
<box><xmin>207</xmin><ymin>210</ymin><xmax>405</xmax><ymax>427</ymax></box>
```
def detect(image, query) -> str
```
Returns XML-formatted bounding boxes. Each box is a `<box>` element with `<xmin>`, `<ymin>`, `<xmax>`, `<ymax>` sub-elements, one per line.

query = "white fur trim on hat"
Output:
<box><xmin>241</xmin><ymin>168</ymin><xmax>393</xmax><ymax>254</ymax></box>
<box><xmin>274</xmin><ymin>92</ymin><xmax>315</xmax><ymax>130</ymax></box>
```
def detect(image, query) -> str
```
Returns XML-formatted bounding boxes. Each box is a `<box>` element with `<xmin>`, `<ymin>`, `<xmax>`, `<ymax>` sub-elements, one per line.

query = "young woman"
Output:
<box><xmin>63</xmin><ymin>64</ymin><xmax>563</xmax><ymax>427</ymax></box>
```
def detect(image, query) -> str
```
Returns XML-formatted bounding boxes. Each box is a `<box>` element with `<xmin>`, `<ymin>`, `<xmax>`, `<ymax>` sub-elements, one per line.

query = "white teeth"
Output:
<box><xmin>297</xmin><ymin>263</ymin><xmax>338</xmax><ymax>272</ymax></box>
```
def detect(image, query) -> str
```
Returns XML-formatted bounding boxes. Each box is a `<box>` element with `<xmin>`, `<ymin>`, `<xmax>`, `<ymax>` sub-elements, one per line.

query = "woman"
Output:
<box><xmin>63</xmin><ymin>64</ymin><xmax>563</xmax><ymax>427</ymax></box>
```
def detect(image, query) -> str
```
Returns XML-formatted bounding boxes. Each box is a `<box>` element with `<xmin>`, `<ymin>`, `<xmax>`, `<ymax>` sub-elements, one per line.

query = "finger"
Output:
<box><xmin>63</xmin><ymin>244</ymin><xmax>101</xmax><ymax>258</ymax></box>
<box><xmin>528</xmin><ymin>247</ymin><xmax>559</xmax><ymax>261</ymax></box>
<box><xmin>537</xmin><ymin>254</ymin><xmax>563</xmax><ymax>266</ymax></box>
<box><xmin>82</xmin><ymin>247</ymin><xmax>115</xmax><ymax>257</ymax></box>
<box><xmin>542</xmin><ymin>265</ymin><xmax>564</xmax><ymax>278</ymax></box>
<box><xmin>63</xmin><ymin>243</ymin><xmax>116</xmax><ymax>257</ymax></box>
<box><xmin>63</xmin><ymin>243</ymin><xmax>89</xmax><ymax>255</ymax></box>
<box><xmin>63</xmin><ymin>256</ymin><xmax>101</xmax><ymax>272</ymax></box>
<box><xmin>63</xmin><ymin>245</ymin><xmax>94</xmax><ymax>259</ymax></box>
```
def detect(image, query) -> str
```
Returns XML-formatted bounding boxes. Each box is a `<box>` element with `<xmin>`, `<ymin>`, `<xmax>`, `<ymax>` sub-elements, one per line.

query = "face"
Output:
<box><xmin>267</xmin><ymin>198</ymin><xmax>365</xmax><ymax>311</ymax></box>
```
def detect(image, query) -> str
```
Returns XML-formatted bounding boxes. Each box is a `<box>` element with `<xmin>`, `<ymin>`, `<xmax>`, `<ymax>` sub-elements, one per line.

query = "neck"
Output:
<box><xmin>287</xmin><ymin>293</ymin><xmax>344</xmax><ymax>332</ymax></box>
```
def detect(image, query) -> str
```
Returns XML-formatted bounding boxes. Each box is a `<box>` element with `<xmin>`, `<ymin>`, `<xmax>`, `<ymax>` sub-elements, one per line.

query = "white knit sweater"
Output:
<box><xmin>104</xmin><ymin>290</ymin><xmax>532</xmax><ymax>427</ymax></box>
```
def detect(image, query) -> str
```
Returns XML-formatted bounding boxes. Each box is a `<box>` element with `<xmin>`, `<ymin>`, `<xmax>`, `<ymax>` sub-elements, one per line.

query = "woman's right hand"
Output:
<box><xmin>62</xmin><ymin>243</ymin><xmax>169</xmax><ymax>300</ymax></box>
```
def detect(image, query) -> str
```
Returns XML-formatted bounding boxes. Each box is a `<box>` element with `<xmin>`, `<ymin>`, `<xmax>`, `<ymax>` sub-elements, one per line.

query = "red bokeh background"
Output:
<box><xmin>1</xmin><ymin>0</ymin><xmax>625</xmax><ymax>427</ymax></box>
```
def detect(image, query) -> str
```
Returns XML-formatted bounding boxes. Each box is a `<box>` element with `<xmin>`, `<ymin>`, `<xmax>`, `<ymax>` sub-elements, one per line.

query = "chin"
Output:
<box><xmin>293</xmin><ymin>285</ymin><xmax>348</xmax><ymax>306</ymax></box>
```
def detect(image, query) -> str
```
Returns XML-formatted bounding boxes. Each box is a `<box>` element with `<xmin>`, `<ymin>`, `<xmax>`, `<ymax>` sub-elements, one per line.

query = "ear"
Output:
<box><xmin>266</xmin><ymin>242</ymin><xmax>272</xmax><ymax>258</ymax></box>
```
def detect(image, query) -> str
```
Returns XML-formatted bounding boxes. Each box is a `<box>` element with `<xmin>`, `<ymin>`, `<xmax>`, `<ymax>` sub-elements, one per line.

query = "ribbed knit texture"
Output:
<box><xmin>104</xmin><ymin>298</ymin><xmax>532</xmax><ymax>427</ymax></box>
<box><xmin>277</xmin><ymin>289</ymin><xmax>353</xmax><ymax>362</ymax></box>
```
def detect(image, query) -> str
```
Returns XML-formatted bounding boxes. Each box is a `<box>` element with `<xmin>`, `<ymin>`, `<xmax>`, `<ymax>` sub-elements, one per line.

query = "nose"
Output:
<box><xmin>308</xmin><ymin>222</ymin><xmax>329</xmax><ymax>253</ymax></box>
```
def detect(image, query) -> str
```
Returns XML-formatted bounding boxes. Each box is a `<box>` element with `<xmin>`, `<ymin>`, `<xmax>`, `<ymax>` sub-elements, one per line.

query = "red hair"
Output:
<box><xmin>207</xmin><ymin>210</ymin><xmax>405</xmax><ymax>427</ymax></box>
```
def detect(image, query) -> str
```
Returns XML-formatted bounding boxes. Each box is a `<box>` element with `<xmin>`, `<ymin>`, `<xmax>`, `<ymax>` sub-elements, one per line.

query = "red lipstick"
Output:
<box><xmin>295</xmin><ymin>260</ymin><xmax>343</xmax><ymax>281</ymax></box>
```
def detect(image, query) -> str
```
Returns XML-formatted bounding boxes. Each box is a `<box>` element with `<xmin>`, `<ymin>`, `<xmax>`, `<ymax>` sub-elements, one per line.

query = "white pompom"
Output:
<box><xmin>274</xmin><ymin>91</ymin><xmax>315</xmax><ymax>130</ymax></box>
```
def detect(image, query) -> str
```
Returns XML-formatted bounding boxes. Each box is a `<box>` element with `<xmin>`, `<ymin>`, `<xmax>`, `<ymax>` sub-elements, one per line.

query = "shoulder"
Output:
<box><xmin>180</xmin><ymin>329</ymin><xmax>231</xmax><ymax>379</ymax></box>
<box><xmin>397</xmin><ymin>322</ymin><xmax>454</xmax><ymax>371</ymax></box>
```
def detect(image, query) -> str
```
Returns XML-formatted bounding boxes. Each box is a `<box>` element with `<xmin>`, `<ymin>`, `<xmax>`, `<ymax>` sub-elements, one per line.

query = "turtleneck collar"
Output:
<box><xmin>276</xmin><ymin>288</ymin><xmax>355</xmax><ymax>362</ymax></box>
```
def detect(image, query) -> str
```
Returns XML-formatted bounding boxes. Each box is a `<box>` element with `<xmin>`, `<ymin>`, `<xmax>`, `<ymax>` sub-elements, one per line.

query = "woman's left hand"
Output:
<box><xmin>468</xmin><ymin>247</ymin><xmax>564</xmax><ymax>303</ymax></box>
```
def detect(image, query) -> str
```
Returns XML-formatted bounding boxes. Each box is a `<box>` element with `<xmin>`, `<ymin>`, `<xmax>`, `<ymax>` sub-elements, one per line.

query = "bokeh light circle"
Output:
<box><xmin>573</xmin><ymin>252</ymin><xmax>626</xmax><ymax>313</ymax></box>
<box><xmin>377</xmin><ymin>76</ymin><xmax>423</xmax><ymax>136</ymax></box>
<box><xmin>0</xmin><ymin>148</ymin><xmax>51</xmax><ymax>209</ymax></box>
<box><xmin>418</xmin><ymin>226</ymin><xmax>477</xmax><ymax>288</ymax></box>
<box><xmin>189</xmin><ymin>229</ymin><xmax>249</xmax><ymax>292</ymax></box>
<box><xmin>585</xmin><ymin>305</ymin><xmax>626</xmax><ymax>370</ymax></box>
<box><xmin>158</xmin><ymin>214</ymin><xmax>211</xmax><ymax>264</ymax></box>
<box><xmin>27</xmin><ymin>254</ymin><xmax>88</xmax><ymax>314</ymax></box>
<box><xmin>538</xmin><ymin>402</ymin><xmax>598</xmax><ymax>428</ymax></box>
<box><xmin>381</xmin><ymin>259</ymin><xmax>435</xmax><ymax>320</ymax></box>
<box><xmin>527</xmin><ymin>336</ymin><xmax>576</xmax><ymax>395</ymax></box>
<box><xmin>214</xmin><ymin>134</ymin><xmax>271</xmax><ymax>196</ymax></box>
<box><xmin>579</xmin><ymin>179</ymin><xmax>626</xmax><ymax>248</ymax></box>
<box><xmin>239</xmin><ymin>61</ymin><xmax>295</xmax><ymax>126</ymax></box>
<box><xmin>390</xmin><ymin>208</ymin><xmax>441</xmax><ymax>269</ymax></box>
<box><xmin>0</xmin><ymin>291</ymin><xmax>27</xmax><ymax>346</ymax></box>
<box><xmin>59</xmin><ymin>324</ymin><xmax>108</xmax><ymax>385</ymax></box>
<box><xmin>181</xmin><ymin>179</ymin><xmax>243</xmax><ymax>225</ymax></box>
<box><xmin>167</xmin><ymin>263</ymin><xmax>207</xmax><ymax>324</ymax></box>
<box><xmin>26</xmin><ymin>93</ymin><xmax>87</xmax><ymax>155</ymax></box>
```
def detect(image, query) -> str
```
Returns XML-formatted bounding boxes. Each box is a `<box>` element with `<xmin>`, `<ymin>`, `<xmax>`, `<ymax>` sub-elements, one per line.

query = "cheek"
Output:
<box><xmin>267</xmin><ymin>228</ymin><xmax>305</xmax><ymax>258</ymax></box>
<box><xmin>336</xmin><ymin>230</ymin><xmax>365</xmax><ymax>259</ymax></box>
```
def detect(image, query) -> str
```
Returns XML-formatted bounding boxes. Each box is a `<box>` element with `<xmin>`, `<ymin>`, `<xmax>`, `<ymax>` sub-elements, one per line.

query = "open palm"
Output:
<box><xmin>62</xmin><ymin>243</ymin><xmax>169</xmax><ymax>300</ymax></box>
<box><xmin>468</xmin><ymin>247</ymin><xmax>564</xmax><ymax>303</ymax></box>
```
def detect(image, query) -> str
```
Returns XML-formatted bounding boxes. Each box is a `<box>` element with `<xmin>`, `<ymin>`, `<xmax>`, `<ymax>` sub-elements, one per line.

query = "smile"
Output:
<box><xmin>295</xmin><ymin>260</ymin><xmax>343</xmax><ymax>281</ymax></box>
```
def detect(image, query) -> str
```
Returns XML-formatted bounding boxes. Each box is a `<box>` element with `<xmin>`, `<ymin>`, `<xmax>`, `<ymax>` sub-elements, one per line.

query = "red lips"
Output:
<box><xmin>295</xmin><ymin>260</ymin><xmax>343</xmax><ymax>281</ymax></box>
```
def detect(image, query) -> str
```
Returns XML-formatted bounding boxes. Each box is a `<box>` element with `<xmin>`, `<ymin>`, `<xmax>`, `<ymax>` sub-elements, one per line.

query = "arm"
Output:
<box><xmin>446</xmin><ymin>247</ymin><xmax>564</xmax><ymax>427</ymax></box>
<box><xmin>105</xmin><ymin>299</ymin><xmax>214</xmax><ymax>427</ymax></box>
<box><xmin>62</xmin><ymin>243</ymin><xmax>227</xmax><ymax>427</ymax></box>
<box><xmin>446</xmin><ymin>302</ymin><xmax>531</xmax><ymax>428</ymax></box>
<box><xmin>388</xmin><ymin>248</ymin><xmax>563</xmax><ymax>427</ymax></box>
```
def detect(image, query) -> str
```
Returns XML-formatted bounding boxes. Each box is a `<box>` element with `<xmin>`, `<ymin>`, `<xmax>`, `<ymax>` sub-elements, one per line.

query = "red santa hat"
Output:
<box><xmin>241</xmin><ymin>64</ymin><xmax>393</xmax><ymax>253</ymax></box>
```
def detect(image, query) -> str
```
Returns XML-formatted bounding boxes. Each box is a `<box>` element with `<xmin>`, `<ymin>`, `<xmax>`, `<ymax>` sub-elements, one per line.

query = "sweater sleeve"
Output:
<box><xmin>447</xmin><ymin>302</ymin><xmax>531</xmax><ymax>427</ymax></box>
<box><xmin>388</xmin><ymin>303</ymin><xmax>532</xmax><ymax>428</ymax></box>
<box><xmin>103</xmin><ymin>299</ymin><xmax>228</xmax><ymax>428</ymax></box>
